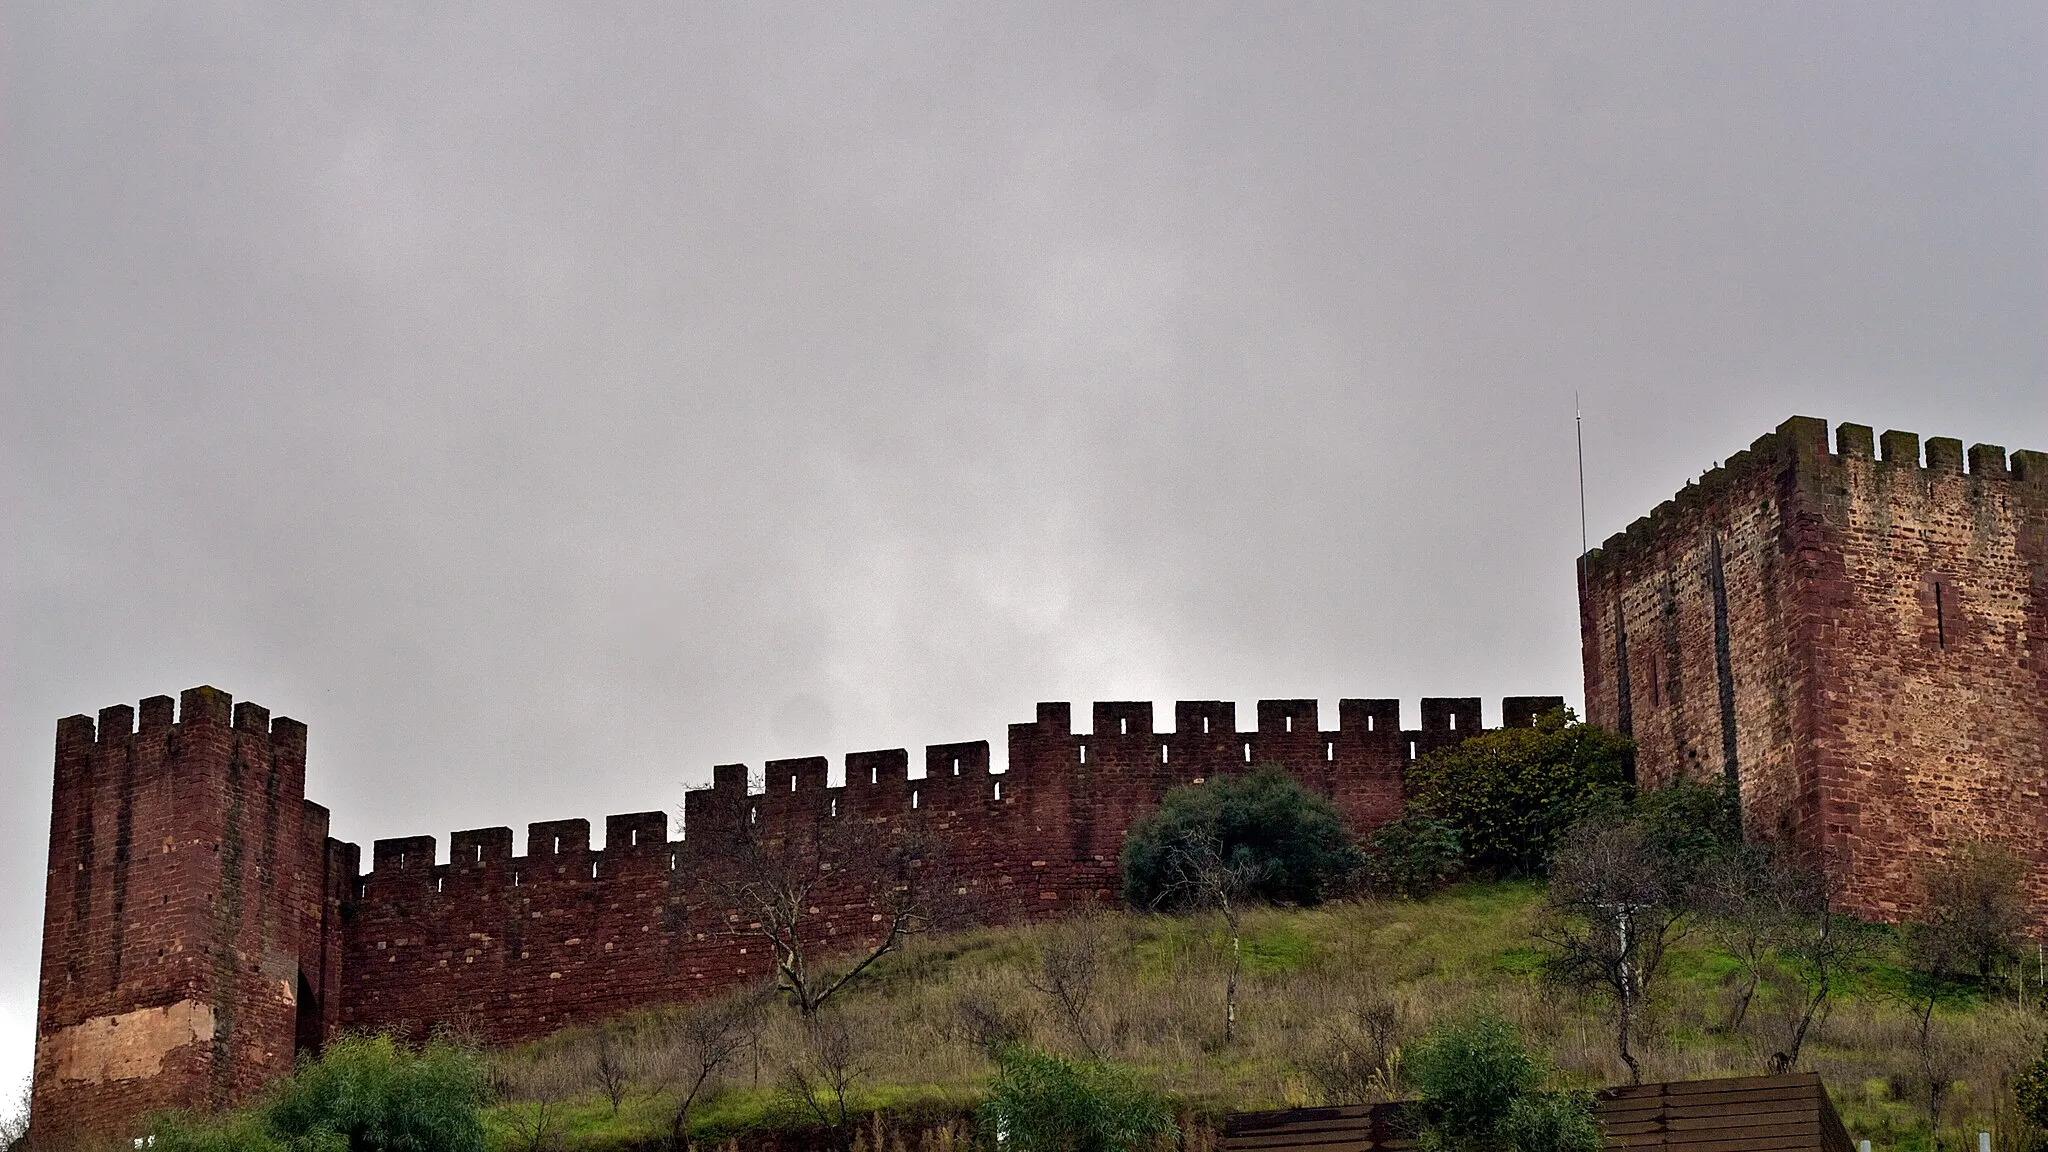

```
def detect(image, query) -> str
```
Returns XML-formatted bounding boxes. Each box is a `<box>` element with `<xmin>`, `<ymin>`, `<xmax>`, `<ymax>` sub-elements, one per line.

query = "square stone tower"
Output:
<box><xmin>31</xmin><ymin>687</ymin><xmax>353</xmax><ymax>1149</ymax></box>
<box><xmin>1579</xmin><ymin>416</ymin><xmax>2048</xmax><ymax>921</ymax></box>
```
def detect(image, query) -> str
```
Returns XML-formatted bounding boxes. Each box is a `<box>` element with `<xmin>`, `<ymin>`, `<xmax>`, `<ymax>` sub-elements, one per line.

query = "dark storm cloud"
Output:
<box><xmin>4</xmin><ymin>2</ymin><xmax>2042</xmax><ymax>1087</ymax></box>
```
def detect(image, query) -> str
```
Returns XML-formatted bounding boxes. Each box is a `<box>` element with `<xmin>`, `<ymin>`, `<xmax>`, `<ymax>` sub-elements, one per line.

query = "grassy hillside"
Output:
<box><xmin>485</xmin><ymin>882</ymin><xmax>2045</xmax><ymax>1152</ymax></box>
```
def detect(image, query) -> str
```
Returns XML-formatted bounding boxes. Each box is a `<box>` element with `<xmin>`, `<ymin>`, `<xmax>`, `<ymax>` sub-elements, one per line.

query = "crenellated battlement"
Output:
<box><xmin>61</xmin><ymin>686</ymin><xmax>310</xmax><ymax>750</ymax></box>
<box><xmin>1583</xmin><ymin>416</ymin><xmax>2046</xmax><ymax>580</ymax></box>
<box><xmin>354</xmin><ymin>695</ymin><xmax>1563</xmax><ymax>888</ymax></box>
<box><xmin>328</xmin><ymin>692</ymin><xmax>1559</xmax><ymax>1049</ymax></box>
<box><xmin>35</xmin><ymin>687</ymin><xmax>1563</xmax><ymax>1145</ymax></box>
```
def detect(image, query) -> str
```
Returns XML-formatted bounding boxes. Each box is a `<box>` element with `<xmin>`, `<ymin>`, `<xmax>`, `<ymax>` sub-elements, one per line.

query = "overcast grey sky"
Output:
<box><xmin>4</xmin><ymin>1</ymin><xmax>2043</xmax><ymax>1097</ymax></box>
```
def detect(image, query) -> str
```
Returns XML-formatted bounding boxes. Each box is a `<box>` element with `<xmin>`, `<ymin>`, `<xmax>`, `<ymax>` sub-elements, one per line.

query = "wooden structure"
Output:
<box><xmin>1221</xmin><ymin>1072</ymin><xmax>1856</xmax><ymax>1151</ymax></box>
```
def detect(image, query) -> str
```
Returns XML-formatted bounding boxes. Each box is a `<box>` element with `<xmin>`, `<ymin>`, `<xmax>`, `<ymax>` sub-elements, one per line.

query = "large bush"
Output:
<box><xmin>148</xmin><ymin>1034</ymin><xmax>492</xmax><ymax>1152</ymax></box>
<box><xmin>1405</xmin><ymin>709</ymin><xmax>1631</xmax><ymax>877</ymax></box>
<box><xmin>978</xmin><ymin>1048</ymin><xmax>1177</xmax><ymax>1152</ymax></box>
<box><xmin>1120</xmin><ymin>766</ymin><xmax>1361</xmax><ymax>909</ymax></box>
<box><xmin>1404</xmin><ymin>1017</ymin><xmax>1600</xmax><ymax>1152</ymax></box>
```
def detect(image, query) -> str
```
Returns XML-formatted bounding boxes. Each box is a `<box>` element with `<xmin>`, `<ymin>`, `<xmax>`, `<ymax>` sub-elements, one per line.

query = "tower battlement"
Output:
<box><xmin>1585</xmin><ymin>416</ymin><xmax>2046</xmax><ymax>579</ymax></box>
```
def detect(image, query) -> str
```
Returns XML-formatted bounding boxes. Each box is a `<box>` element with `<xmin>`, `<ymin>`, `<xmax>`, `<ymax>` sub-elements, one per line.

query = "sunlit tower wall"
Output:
<box><xmin>1579</xmin><ymin>415</ymin><xmax>2048</xmax><ymax>922</ymax></box>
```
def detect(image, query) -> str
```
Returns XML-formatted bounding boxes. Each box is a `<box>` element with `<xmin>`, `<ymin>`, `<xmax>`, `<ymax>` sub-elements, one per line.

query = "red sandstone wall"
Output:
<box><xmin>33</xmin><ymin>690</ymin><xmax>1556</xmax><ymax>1143</ymax></box>
<box><xmin>1580</xmin><ymin>418</ymin><xmax>1821</xmax><ymax>852</ymax></box>
<box><xmin>1799</xmin><ymin>428</ymin><xmax>2048</xmax><ymax>919</ymax></box>
<box><xmin>335</xmin><ymin>696</ymin><xmax>1545</xmax><ymax>1047</ymax></box>
<box><xmin>1582</xmin><ymin>416</ymin><xmax>2048</xmax><ymax>922</ymax></box>
<box><xmin>31</xmin><ymin>688</ymin><xmax>344</xmax><ymax>1150</ymax></box>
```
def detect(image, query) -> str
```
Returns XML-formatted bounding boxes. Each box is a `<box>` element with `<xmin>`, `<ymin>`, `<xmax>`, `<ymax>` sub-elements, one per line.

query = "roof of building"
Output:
<box><xmin>1220</xmin><ymin>1072</ymin><xmax>1856</xmax><ymax>1152</ymax></box>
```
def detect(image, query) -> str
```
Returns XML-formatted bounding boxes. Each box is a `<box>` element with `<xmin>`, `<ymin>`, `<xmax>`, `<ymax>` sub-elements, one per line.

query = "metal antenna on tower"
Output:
<box><xmin>1576</xmin><ymin>394</ymin><xmax>1590</xmax><ymax>590</ymax></box>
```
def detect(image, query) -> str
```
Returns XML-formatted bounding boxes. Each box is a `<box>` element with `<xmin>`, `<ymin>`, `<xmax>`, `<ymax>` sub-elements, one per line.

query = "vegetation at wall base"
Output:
<box><xmin>1120</xmin><ymin>766</ymin><xmax>1361</xmax><ymax>910</ymax></box>
<box><xmin>140</xmin><ymin>881</ymin><xmax>2048</xmax><ymax>1152</ymax></box>
<box><xmin>461</xmin><ymin>878</ymin><xmax>2045</xmax><ymax>1152</ymax></box>
<box><xmin>1403</xmin><ymin>709</ymin><xmax>1633</xmax><ymax>878</ymax></box>
<box><xmin>147</xmin><ymin>1034</ymin><xmax>492</xmax><ymax>1152</ymax></box>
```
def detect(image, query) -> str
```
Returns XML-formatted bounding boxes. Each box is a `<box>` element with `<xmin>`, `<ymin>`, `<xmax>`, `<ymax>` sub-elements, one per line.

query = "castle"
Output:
<box><xmin>31</xmin><ymin>684</ymin><xmax>1557</xmax><ymax>1146</ymax></box>
<box><xmin>29</xmin><ymin>415</ymin><xmax>2046</xmax><ymax>1147</ymax></box>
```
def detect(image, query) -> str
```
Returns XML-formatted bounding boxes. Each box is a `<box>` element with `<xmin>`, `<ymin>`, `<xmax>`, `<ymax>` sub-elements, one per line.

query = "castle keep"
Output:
<box><xmin>33</xmin><ymin>687</ymin><xmax>1557</xmax><ymax>1146</ymax></box>
<box><xmin>1579</xmin><ymin>416</ymin><xmax>2048</xmax><ymax>920</ymax></box>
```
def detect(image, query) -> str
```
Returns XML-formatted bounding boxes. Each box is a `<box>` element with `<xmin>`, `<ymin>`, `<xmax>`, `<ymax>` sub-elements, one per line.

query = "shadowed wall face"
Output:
<box><xmin>1581</xmin><ymin>416</ymin><xmax>2048</xmax><ymax>920</ymax></box>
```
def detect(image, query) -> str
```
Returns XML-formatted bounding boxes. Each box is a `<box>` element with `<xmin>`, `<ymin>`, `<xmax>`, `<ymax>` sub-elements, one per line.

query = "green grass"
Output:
<box><xmin>482</xmin><ymin>882</ymin><xmax>2048</xmax><ymax>1152</ymax></box>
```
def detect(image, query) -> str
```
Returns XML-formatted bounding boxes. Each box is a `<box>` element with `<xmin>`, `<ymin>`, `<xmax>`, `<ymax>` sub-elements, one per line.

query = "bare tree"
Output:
<box><xmin>496</xmin><ymin>1061</ymin><xmax>571</xmax><ymax>1152</ymax></box>
<box><xmin>1151</xmin><ymin>829</ymin><xmax>1270</xmax><ymax>1045</ymax></box>
<box><xmin>1694</xmin><ymin>844</ymin><xmax>1797</xmax><ymax>1034</ymax></box>
<box><xmin>1026</xmin><ymin>914</ymin><xmax>1110</xmax><ymax>1059</ymax></box>
<box><xmin>1921</xmin><ymin>841</ymin><xmax>2028</xmax><ymax>983</ymax></box>
<box><xmin>1539</xmin><ymin>815</ymin><xmax>1687</xmax><ymax>1085</ymax></box>
<box><xmin>1893</xmin><ymin>844</ymin><xmax>2026</xmax><ymax>1139</ymax></box>
<box><xmin>594</xmin><ymin>1032</ymin><xmax>630</xmax><ymax>1119</ymax></box>
<box><xmin>781</xmin><ymin>1011</ymin><xmax>867</xmax><ymax>1152</ymax></box>
<box><xmin>708</xmin><ymin>803</ymin><xmax>941</xmax><ymax>1018</ymax></box>
<box><xmin>1766</xmin><ymin>868</ymin><xmax>1868</xmax><ymax>1074</ymax></box>
<box><xmin>954</xmin><ymin>984</ymin><xmax>1028</xmax><ymax>1061</ymax></box>
<box><xmin>663</xmin><ymin>992</ymin><xmax>763</xmax><ymax>1152</ymax></box>
<box><xmin>1301</xmin><ymin>987</ymin><xmax>1405</xmax><ymax>1105</ymax></box>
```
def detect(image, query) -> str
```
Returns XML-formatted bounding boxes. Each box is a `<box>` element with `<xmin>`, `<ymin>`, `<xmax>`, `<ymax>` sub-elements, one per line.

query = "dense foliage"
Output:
<box><xmin>2014</xmin><ymin>1042</ymin><xmax>2048</xmax><ymax>1131</ymax></box>
<box><xmin>1403</xmin><ymin>1017</ymin><xmax>1601</xmax><ymax>1152</ymax></box>
<box><xmin>1120</xmin><ymin>766</ymin><xmax>1361</xmax><ymax>909</ymax></box>
<box><xmin>1909</xmin><ymin>840</ymin><xmax>2030</xmax><ymax>982</ymax></box>
<box><xmin>148</xmin><ymin>1034</ymin><xmax>492</xmax><ymax>1152</ymax></box>
<box><xmin>1404</xmin><ymin>709</ymin><xmax>1632</xmax><ymax>877</ymax></box>
<box><xmin>1363</xmin><ymin>814</ymin><xmax>1463</xmax><ymax>898</ymax></box>
<box><xmin>978</xmin><ymin>1048</ymin><xmax>1177</xmax><ymax>1152</ymax></box>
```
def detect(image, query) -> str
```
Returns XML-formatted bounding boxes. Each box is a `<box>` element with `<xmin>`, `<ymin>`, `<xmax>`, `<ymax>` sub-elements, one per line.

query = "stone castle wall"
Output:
<box><xmin>33</xmin><ymin>687</ymin><xmax>1557</xmax><ymax>1146</ymax></box>
<box><xmin>1581</xmin><ymin>415</ymin><xmax>2048</xmax><ymax>921</ymax></box>
<box><xmin>339</xmin><ymin>695</ymin><xmax>1552</xmax><ymax>1044</ymax></box>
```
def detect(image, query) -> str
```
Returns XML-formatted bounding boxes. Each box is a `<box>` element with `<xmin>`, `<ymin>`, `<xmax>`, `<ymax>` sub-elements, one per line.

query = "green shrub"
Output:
<box><xmin>1404</xmin><ymin>1016</ymin><xmax>1599</xmax><ymax>1152</ymax></box>
<box><xmin>1405</xmin><ymin>709</ymin><xmax>1631</xmax><ymax>878</ymax></box>
<box><xmin>2014</xmin><ymin>1041</ymin><xmax>2048</xmax><ymax>1129</ymax></box>
<box><xmin>145</xmin><ymin>1110</ymin><xmax>293</xmax><ymax>1152</ymax></box>
<box><xmin>1120</xmin><ymin>767</ymin><xmax>1361</xmax><ymax>910</ymax></box>
<box><xmin>1494</xmin><ymin>1090</ymin><xmax>1604</xmax><ymax>1152</ymax></box>
<box><xmin>1630</xmin><ymin>777</ymin><xmax>1742</xmax><ymax>887</ymax></box>
<box><xmin>148</xmin><ymin>1034</ymin><xmax>491</xmax><ymax>1152</ymax></box>
<box><xmin>978</xmin><ymin>1048</ymin><xmax>1177</xmax><ymax>1152</ymax></box>
<box><xmin>1364</xmin><ymin>815</ymin><xmax>1463</xmax><ymax>898</ymax></box>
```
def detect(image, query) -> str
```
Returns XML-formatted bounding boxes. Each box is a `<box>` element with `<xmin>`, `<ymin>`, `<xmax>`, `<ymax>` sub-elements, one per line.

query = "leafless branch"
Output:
<box><xmin>1151</xmin><ymin>830</ymin><xmax>1270</xmax><ymax>1045</ymax></box>
<box><xmin>663</xmin><ymin>992</ymin><xmax>764</xmax><ymax>1152</ymax></box>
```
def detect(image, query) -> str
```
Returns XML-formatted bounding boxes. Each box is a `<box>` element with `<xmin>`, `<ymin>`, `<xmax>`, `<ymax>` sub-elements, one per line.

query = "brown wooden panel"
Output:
<box><xmin>1224</xmin><ymin>1074</ymin><xmax>1843</xmax><ymax>1152</ymax></box>
<box><xmin>1658</xmin><ymin>1072</ymin><xmax>1822</xmax><ymax>1096</ymax></box>
<box><xmin>1212</xmin><ymin>1131</ymin><xmax>1376</xmax><ymax>1147</ymax></box>
<box><xmin>1223</xmin><ymin>1133</ymin><xmax>1376</xmax><ymax>1151</ymax></box>
<box><xmin>1225</xmin><ymin>1116</ymin><xmax>1379</xmax><ymax>1138</ymax></box>
<box><xmin>1603</xmin><ymin>1085</ymin><xmax>1821</xmax><ymax>1113</ymax></box>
